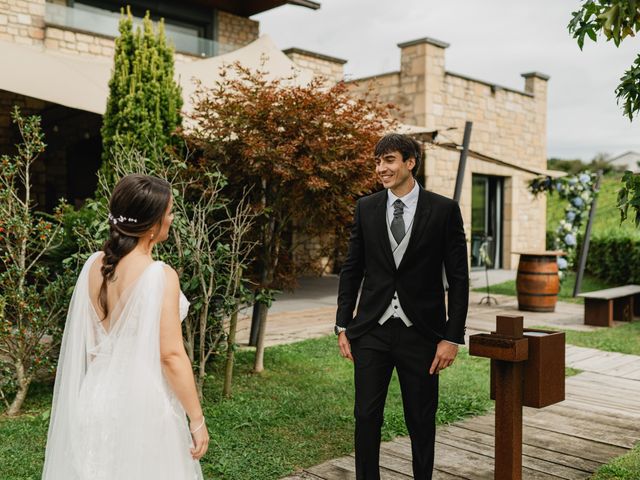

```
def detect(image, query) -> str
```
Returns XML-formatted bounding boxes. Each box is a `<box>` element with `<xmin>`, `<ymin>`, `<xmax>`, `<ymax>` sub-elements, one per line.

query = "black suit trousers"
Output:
<box><xmin>351</xmin><ymin>317</ymin><xmax>439</xmax><ymax>480</ymax></box>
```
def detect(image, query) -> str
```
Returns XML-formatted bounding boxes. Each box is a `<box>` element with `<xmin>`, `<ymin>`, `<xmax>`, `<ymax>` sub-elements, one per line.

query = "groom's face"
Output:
<box><xmin>375</xmin><ymin>151</ymin><xmax>415</xmax><ymax>190</ymax></box>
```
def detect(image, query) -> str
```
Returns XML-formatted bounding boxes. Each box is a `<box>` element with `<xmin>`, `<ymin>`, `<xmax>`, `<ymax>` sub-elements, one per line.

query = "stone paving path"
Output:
<box><xmin>234</xmin><ymin>291</ymin><xmax>596</xmax><ymax>348</ymax></box>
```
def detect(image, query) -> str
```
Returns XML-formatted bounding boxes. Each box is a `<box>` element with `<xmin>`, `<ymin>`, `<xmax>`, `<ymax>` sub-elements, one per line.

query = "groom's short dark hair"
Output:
<box><xmin>374</xmin><ymin>133</ymin><xmax>422</xmax><ymax>177</ymax></box>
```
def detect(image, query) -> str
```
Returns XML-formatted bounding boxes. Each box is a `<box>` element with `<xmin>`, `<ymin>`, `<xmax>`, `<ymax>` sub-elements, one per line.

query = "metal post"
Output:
<box><xmin>573</xmin><ymin>170</ymin><xmax>603</xmax><ymax>297</ymax></box>
<box><xmin>494</xmin><ymin>316</ymin><xmax>524</xmax><ymax>480</ymax></box>
<box><xmin>453</xmin><ymin>121</ymin><xmax>473</xmax><ymax>202</ymax></box>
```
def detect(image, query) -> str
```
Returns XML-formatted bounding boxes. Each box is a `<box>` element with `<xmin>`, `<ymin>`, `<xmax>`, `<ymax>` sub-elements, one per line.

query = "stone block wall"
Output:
<box><xmin>291</xmin><ymin>230</ymin><xmax>336</xmax><ymax>275</ymax></box>
<box><xmin>216</xmin><ymin>10</ymin><xmax>259</xmax><ymax>53</ymax></box>
<box><xmin>283</xmin><ymin>48</ymin><xmax>346</xmax><ymax>85</ymax></box>
<box><xmin>42</xmin><ymin>26</ymin><xmax>198</xmax><ymax>63</ymax></box>
<box><xmin>398</xmin><ymin>38</ymin><xmax>448</xmax><ymax>129</ymax></box>
<box><xmin>438</xmin><ymin>71</ymin><xmax>548</xmax><ymax>171</ymax></box>
<box><xmin>355</xmin><ymin>72</ymin><xmax>409</xmax><ymax>113</ymax></box>
<box><xmin>0</xmin><ymin>0</ymin><xmax>46</xmax><ymax>45</ymax></box>
<box><xmin>44</xmin><ymin>26</ymin><xmax>114</xmax><ymax>57</ymax></box>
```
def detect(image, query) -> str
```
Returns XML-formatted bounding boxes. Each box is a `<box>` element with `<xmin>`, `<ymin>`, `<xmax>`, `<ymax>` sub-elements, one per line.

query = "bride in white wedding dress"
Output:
<box><xmin>42</xmin><ymin>174</ymin><xmax>208</xmax><ymax>480</ymax></box>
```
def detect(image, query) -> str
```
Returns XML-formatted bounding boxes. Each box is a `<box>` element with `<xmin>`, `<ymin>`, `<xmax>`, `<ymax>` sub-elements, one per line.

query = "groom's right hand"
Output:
<box><xmin>338</xmin><ymin>331</ymin><xmax>353</xmax><ymax>362</ymax></box>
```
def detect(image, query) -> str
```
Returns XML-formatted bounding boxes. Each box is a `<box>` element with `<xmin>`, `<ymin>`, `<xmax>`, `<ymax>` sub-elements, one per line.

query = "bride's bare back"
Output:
<box><xmin>88</xmin><ymin>252</ymin><xmax>155</xmax><ymax>332</ymax></box>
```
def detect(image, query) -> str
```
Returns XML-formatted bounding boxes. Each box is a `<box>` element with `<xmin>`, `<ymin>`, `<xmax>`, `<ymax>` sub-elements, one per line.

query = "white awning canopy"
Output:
<box><xmin>0</xmin><ymin>35</ymin><xmax>313</xmax><ymax>116</ymax></box>
<box><xmin>0</xmin><ymin>40</ymin><xmax>111</xmax><ymax>114</ymax></box>
<box><xmin>178</xmin><ymin>35</ymin><xmax>313</xmax><ymax>116</ymax></box>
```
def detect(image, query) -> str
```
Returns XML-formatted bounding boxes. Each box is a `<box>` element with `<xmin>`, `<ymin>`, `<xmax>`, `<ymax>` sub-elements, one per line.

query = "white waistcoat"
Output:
<box><xmin>378</xmin><ymin>216</ymin><xmax>414</xmax><ymax>326</ymax></box>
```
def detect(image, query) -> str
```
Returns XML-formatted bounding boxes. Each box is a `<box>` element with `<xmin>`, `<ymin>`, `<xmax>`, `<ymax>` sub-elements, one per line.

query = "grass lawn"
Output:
<box><xmin>591</xmin><ymin>443</ymin><xmax>640</xmax><ymax>480</ymax></box>
<box><xmin>563</xmin><ymin>321</ymin><xmax>640</xmax><ymax>356</ymax></box>
<box><xmin>473</xmin><ymin>271</ymin><xmax>615</xmax><ymax>304</ymax></box>
<box><xmin>0</xmin><ymin>335</ymin><xmax>492</xmax><ymax>480</ymax></box>
<box><xmin>530</xmin><ymin>320</ymin><xmax>640</xmax><ymax>357</ymax></box>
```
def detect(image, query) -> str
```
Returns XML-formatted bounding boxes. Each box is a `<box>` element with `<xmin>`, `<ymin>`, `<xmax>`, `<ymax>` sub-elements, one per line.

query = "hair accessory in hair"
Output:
<box><xmin>108</xmin><ymin>212</ymin><xmax>138</xmax><ymax>225</ymax></box>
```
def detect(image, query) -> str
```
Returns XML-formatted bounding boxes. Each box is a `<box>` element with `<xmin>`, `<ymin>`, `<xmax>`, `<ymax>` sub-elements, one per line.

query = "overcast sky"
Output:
<box><xmin>254</xmin><ymin>0</ymin><xmax>640</xmax><ymax>162</ymax></box>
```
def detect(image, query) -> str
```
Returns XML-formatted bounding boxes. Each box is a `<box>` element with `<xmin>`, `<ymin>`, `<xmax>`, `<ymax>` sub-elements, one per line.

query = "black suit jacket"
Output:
<box><xmin>336</xmin><ymin>187</ymin><xmax>469</xmax><ymax>344</ymax></box>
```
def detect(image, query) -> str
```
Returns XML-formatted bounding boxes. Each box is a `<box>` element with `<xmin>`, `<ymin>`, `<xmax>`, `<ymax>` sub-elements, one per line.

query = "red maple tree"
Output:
<box><xmin>187</xmin><ymin>63</ymin><xmax>395</xmax><ymax>371</ymax></box>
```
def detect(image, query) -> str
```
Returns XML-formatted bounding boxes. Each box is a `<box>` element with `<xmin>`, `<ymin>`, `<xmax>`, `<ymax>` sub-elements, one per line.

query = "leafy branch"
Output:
<box><xmin>569</xmin><ymin>1</ymin><xmax>640</xmax><ymax>228</ymax></box>
<box><xmin>568</xmin><ymin>0</ymin><xmax>640</xmax><ymax>120</ymax></box>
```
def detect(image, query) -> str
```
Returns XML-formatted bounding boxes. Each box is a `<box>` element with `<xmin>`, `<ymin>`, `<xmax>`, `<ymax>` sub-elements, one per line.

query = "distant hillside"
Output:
<box><xmin>546</xmin><ymin>174</ymin><xmax>640</xmax><ymax>237</ymax></box>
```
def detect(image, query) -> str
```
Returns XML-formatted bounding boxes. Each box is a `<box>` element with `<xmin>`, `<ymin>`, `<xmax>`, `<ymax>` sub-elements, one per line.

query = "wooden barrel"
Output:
<box><xmin>516</xmin><ymin>253</ymin><xmax>560</xmax><ymax>312</ymax></box>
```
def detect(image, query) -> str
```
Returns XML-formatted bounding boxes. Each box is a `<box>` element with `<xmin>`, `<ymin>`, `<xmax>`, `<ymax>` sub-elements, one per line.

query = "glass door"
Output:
<box><xmin>471</xmin><ymin>174</ymin><xmax>503</xmax><ymax>269</ymax></box>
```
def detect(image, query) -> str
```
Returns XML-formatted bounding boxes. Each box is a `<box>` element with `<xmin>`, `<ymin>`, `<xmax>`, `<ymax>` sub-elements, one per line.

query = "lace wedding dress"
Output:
<box><xmin>42</xmin><ymin>252</ymin><xmax>204</xmax><ymax>480</ymax></box>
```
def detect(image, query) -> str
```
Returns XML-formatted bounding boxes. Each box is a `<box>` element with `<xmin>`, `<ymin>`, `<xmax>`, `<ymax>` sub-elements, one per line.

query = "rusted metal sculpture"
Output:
<box><xmin>470</xmin><ymin>315</ymin><xmax>565</xmax><ymax>480</ymax></box>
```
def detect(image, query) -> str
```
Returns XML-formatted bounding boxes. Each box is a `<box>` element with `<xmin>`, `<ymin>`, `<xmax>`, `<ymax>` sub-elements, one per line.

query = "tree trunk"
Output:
<box><xmin>248</xmin><ymin>300</ymin><xmax>261</xmax><ymax>346</ymax></box>
<box><xmin>196</xmin><ymin>305</ymin><xmax>208</xmax><ymax>400</ymax></box>
<box><xmin>252</xmin><ymin>301</ymin><xmax>270</xmax><ymax>373</ymax></box>
<box><xmin>7</xmin><ymin>360</ymin><xmax>31</xmax><ymax>416</ymax></box>
<box><xmin>253</xmin><ymin>182</ymin><xmax>278</xmax><ymax>373</ymax></box>
<box><xmin>185</xmin><ymin>329</ymin><xmax>195</xmax><ymax>364</ymax></box>
<box><xmin>252</xmin><ymin>247</ymin><xmax>275</xmax><ymax>374</ymax></box>
<box><xmin>196</xmin><ymin>372</ymin><xmax>204</xmax><ymax>400</ymax></box>
<box><xmin>222</xmin><ymin>303</ymin><xmax>239</xmax><ymax>398</ymax></box>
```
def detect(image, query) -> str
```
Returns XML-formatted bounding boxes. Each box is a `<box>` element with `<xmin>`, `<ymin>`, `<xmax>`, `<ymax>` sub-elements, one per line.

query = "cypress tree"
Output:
<box><xmin>100</xmin><ymin>7</ymin><xmax>182</xmax><ymax>181</ymax></box>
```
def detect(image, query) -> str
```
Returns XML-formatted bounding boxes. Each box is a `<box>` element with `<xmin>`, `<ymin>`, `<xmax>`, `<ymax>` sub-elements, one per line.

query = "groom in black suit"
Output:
<box><xmin>335</xmin><ymin>133</ymin><xmax>469</xmax><ymax>480</ymax></box>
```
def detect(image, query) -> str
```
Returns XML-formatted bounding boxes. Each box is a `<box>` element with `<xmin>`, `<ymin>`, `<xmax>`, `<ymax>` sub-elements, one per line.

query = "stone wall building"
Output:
<box><xmin>0</xmin><ymin>0</ymin><xmax>318</xmax><ymax>208</ymax></box>
<box><xmin>283</xmin><ymin>47</ymin><xmax>346</xmax><ymax>84</ymax></box>
<box><xmin>283</xmin><ymin>36</ymin><xmax>554</xmax><ymax>269</ymax></box>
<box><xmin>0</xmin><ymin>0</ymin><xmax>554</xmax><ymax>272</ymax></box>
<box><xmin>0</xmin><ymin>0</ymin><xmax>263</xmax><ymax>59</ymax></box>
<box><xmin>341</xmin><ymin>37</ymin><xmax>553</xmax><ymax>269</ymax></box>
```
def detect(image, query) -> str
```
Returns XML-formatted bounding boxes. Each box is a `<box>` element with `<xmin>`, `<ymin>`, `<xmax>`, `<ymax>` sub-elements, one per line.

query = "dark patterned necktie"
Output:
<box><xmin>391</xmin><ymin>199</ymin><xmax>405</xmax><ymax>244</ymax></box>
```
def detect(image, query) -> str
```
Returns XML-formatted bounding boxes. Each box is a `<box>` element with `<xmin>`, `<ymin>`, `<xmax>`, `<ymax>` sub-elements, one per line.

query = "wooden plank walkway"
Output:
<box><xmin>282</xmin><ymin>345</ymin><xmax>640</xmax><ymax>479</ymax></box>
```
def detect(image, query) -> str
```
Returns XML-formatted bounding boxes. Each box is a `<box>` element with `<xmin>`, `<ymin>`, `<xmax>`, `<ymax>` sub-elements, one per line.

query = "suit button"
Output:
<box><xmin>393</xmin><ymin>296</ymin><xmax>397</xmax><ymax>299</ymax></box>
<box><xmin>394</xmin><ymin>306</ymin><xmax>398</xmax><ymax>309</ymax></box>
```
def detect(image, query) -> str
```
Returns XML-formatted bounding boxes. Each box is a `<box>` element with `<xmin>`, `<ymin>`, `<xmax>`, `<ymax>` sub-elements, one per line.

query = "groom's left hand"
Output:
<box><xmin>429</xmin><ymin>341</ymin><xmax>459</xmax><ymax>375</ymax></box>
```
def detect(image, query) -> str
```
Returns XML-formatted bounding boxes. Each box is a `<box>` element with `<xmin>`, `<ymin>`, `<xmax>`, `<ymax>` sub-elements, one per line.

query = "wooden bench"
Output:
<box><xmin>578</xmin><ymin>285</ymin><xmax>640</xmax><ymax>327</ymax></box>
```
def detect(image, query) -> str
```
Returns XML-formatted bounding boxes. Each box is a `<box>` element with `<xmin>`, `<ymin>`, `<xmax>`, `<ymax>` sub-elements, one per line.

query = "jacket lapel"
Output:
<box><xmin>375</xmin><ymin>191</ymin><xmax>396</xmax><ymax>270</ymax></box>
<box><xmin>398</xmin><ymin>188</ymin><xmax>432</xmax><ymax>271</ymax></box>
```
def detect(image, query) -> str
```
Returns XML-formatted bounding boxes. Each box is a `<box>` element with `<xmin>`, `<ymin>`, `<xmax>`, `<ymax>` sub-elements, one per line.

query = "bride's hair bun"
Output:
<box><xmin>99</xmin><ymin>174</ymin><xmax>171</xmax><ymax>319</ymax></box>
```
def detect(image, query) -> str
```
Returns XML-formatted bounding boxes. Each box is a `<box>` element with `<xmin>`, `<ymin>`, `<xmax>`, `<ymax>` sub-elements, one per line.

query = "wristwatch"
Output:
<box><xmin>334</xmin><ymin>325</ymin><xmax>347</xmax><ymax>335</ymax></box>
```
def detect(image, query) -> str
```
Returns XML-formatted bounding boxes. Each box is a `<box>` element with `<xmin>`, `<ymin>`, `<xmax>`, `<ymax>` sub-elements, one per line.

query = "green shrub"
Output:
<box><xmin>0</xmin><ymin>108</ymin><xmax>72</xmax><ymax>416</ymax></box>
<box><xmin>585</xmin><ymin>229</ymin><xmax>640</xmax><ymax>284</ymax></box>
<box><xmin>100</xmin><ymin>8</ymin><xmax>182</xmax><ymax>183</ymax></box>
<box><xmin>546</xmin><ymin>230</ymin><xmax>556</xmax><ymax>250</ymax></box>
